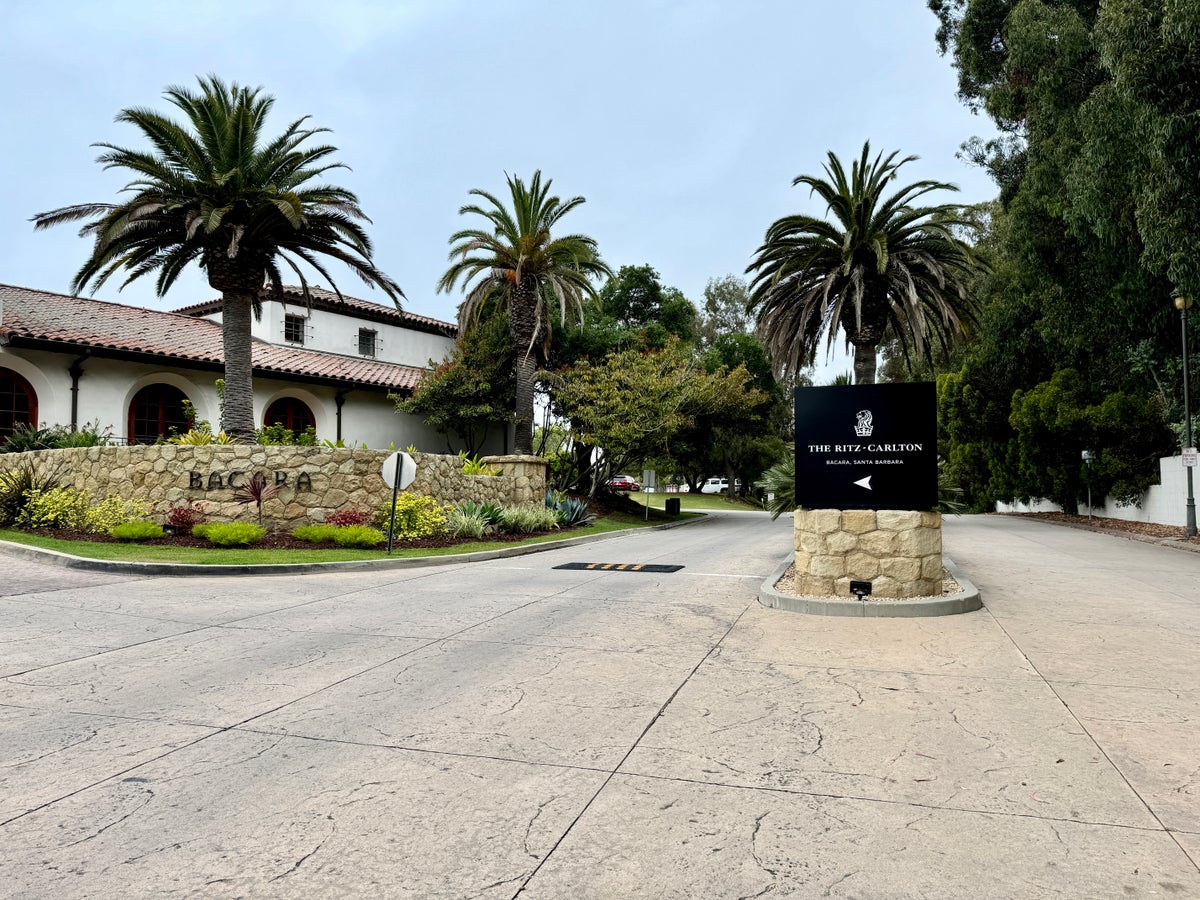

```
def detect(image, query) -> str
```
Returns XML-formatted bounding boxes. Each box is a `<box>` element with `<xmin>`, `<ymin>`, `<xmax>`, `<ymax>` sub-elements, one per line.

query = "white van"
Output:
<box><xmin>700</xmin><ymin>477</ymin><xmax>732</xmax><ymax>494</ymax></box>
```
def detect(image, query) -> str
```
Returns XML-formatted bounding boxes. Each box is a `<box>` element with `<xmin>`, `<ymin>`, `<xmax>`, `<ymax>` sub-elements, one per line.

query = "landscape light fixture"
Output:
<box><xmin>849</xmin><ymin>580</ymin><xmax>872</xmax><ymax>601</ymax></box>
<box><xmin>1174</xmin><ymin>294</ymin><xmax>1197</xmax><ymax>538</ymax></box>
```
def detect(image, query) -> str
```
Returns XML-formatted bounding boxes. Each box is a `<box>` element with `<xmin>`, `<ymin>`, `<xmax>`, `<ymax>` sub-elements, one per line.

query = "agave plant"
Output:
<box><xmin>545</xmin><ymin>489</ymin><xmax>591</xmax><ymax>526</ymax></box>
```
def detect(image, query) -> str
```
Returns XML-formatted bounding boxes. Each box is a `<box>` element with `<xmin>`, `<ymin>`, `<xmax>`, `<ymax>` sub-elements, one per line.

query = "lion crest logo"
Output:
<box><xmin>854</xmin><ymin>410</ymin><xmax>874</xmax><ymax>437</ymax></box>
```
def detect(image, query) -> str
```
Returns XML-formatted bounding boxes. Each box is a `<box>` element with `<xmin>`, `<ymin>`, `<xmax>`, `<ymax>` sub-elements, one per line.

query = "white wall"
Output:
<box><xmin>996</xmin><ymin>455</ymin><xmax>1195</xmax><ymax>528</ymax></box>
<box><xmin>204</xmin><ymin>301</ymin><xmax>455</xmax><ymax>368</ymax></box>
<box><xmin>0</xmin><ymin>345</ymin><xmax>495</xmax><ymax>452</ymax></box>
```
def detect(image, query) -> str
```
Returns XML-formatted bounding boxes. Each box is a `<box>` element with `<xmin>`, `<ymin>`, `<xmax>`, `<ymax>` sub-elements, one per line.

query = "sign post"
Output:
<box><xmin>380</xmin><ymin>451</ymin><xmax>417</xmax><ymax>554</ymax></box>
<box><xmin>794</xmin><ymin>383</ymin><xmax>938</xmax><ymax>511</ymax></box>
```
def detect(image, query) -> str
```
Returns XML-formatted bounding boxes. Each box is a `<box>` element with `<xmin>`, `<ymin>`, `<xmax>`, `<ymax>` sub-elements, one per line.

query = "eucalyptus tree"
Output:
<box><xmin>33</xmin><ymin>75</ymin><xmax>401</xmax><ymax>440</ymax></box>
<box><xmin>746</xmin><ymin>143</ymin><xmax>979</xmax><ymax>384</ymax></box>
<box><xmin>438</xmin><ymin>171</ymin><xmax>610</xmax><ymax>455</ymax></box>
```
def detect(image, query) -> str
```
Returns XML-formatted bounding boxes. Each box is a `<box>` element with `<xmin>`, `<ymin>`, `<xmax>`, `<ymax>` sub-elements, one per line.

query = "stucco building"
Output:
<box><xmin>0</xmin><ymin>283</ymin><xmax>502</xmax><ymax>452</ymax></box>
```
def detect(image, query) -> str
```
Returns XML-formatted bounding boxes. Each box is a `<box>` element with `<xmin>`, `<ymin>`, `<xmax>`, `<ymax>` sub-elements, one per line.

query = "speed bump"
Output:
<box><xmin>553</xmin><ymin>562</ymin><xmax>684</xmax><ymax>573</ymax></box>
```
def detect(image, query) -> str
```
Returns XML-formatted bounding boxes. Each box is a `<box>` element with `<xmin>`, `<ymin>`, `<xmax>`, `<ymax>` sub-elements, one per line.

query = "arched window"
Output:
<box><xmin>128</xmin><ymin>384</ymin><xmax>190</xmax><ymax>444</ymax></box>
<box><xmin>0</xmin><ymin>368</ymin><xmax>37</xmax><ymax>442</ymax></box>
<box><xmin>264</xmin><ymin>397</ymin><xmax>315</xmax><ymax>435</ymax></box>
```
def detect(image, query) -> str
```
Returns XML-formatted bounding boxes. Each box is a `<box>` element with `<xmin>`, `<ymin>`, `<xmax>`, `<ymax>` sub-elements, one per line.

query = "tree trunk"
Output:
<box><xmin>219</xmin><ymin>291</ymin><xmax>257</xmax><ymax>441</ymax></box>
<box><xmin>852</xmin><ymin>341</ymin><xmax>878</xmax><ymax>385</ymax></box>
<box><xmin>205</xmin><ymin>255</ymin><xmax>265</xmax><ymax>443</ymax></box>
<box><xmin>508</xmin><ymin>280</ymin><xmax>540</xmax><ymax>455</ymax></box>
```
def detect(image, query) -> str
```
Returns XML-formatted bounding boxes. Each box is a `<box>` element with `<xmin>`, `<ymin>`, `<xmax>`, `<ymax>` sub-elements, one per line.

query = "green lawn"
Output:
<box><xmin>0</xmin><ymin>510</ymin><xmax>680</xmax><ymax>566</ymax></box>
<box><xmin>630</xmin><ymin>491</ymin><xmax>764</xmax><ymax>512</ymax></box>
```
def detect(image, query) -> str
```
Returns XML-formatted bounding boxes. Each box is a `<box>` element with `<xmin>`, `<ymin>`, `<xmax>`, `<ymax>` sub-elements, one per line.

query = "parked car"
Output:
<box><xmin>700</xmin><ymin>477</ymin><xmax>740</xmax><ymax>494</ymax></box>
<box><xmin>607</xmin><ymin>474</ymin><xmax>641</xmax><ymax>492</ymax></box>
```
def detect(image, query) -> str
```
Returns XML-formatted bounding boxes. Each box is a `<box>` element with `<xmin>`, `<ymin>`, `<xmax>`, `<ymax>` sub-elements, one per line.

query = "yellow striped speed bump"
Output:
<box><xmin>553</xmin><ymin>563</ymin><xmax>684</xmax><ymax>573</ymax></box>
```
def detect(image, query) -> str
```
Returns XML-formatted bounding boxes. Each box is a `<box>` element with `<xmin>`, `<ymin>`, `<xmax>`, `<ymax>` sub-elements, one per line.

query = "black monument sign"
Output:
<box><xmin>794</xmin><ymin>382</ymin><xmax>937</xmax><ymax>511</ymax></box>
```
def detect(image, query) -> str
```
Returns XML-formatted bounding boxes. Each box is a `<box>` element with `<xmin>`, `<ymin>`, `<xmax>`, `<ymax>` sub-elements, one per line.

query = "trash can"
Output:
<box><xmin>665</xmin><ymin>497</ymin><xmax>681</xmax><ymax>516</ymax></box>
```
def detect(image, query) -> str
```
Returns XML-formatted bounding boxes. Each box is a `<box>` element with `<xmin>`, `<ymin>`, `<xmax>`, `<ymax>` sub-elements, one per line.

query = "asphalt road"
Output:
<box><xmin>1</xmin><ymin>512</ymin><xmax>1198</xmax><ymax>898</ymax></box>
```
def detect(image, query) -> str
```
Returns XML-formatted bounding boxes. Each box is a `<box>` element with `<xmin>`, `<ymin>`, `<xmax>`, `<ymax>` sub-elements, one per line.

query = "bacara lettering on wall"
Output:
<box><xmin>794</xmin><ymin>383</ymin><xmax>937</xmax><ymax>511</ymax></box>
<box><xmin>187</xmin><ymin>470</ymin><xmax>314</xmax><ymax>492</ymax></box>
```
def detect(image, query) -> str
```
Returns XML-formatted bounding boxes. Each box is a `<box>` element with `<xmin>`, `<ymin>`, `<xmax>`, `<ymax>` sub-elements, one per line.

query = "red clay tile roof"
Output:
<box><xmin>174</xmin><ymin>284</ymin><xmax>457</xmax><ymax>336</ymax></box>
<box><xmin>0</xmin><ymin>284</ymin><xmax>428</xmax><ymax>392</ymax></box>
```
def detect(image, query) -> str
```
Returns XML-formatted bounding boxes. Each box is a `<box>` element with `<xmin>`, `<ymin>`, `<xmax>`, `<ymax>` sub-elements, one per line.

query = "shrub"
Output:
<box><xmin>499</xmin><ymin>505</ymin><xmax>560</xmax><ymax>534</ymax></box>
<box><xmin>15</xmin><ymin>486</ymin><xmax>90</xmax><ymax>529</ymax></box>
<box><xmin>755</xmin><ymin>446</ymin><xmax>796</xmax><ymax>521</ymax></box>
<box><xmin>446</xmin><ymin>507</ymin><xmax>493</xmax><ymax>539</ymax></box>
<box><xmin>374</xmin><ymin>493</ymin><xmax>449</xmax><ymax>539</ymax></box>
<box><xmin>167</xmin><ymin>499</ymin><xmax>206</xmax><ymax>529</ymax></box>
<box><xmin>324</xmin><ymin>509</ymin><xmax>369</xmax><ymax>527</ymax></box>
<box><xmin>192</xmin><ymin>523</ymin><xmax>213</xmax><ymax>538</ymax></box>
<box><xmin>459</xmin><ymin>451</ymin><xmax>501</xmax><ymax>476</ymax></box>
<box><xmin>56</xmin><ymin>420</ymin><xmax>111</xmax><ymax>448</ymax></box>
<box><xmin>292</xmin><ymin>524</ymin><xmax>339</xmax><ymax>543</ymax></box>
<box><xmin>110</xmin><ymin>521</ymin><xmax>165</xmax><ymax>541</ymax></box>
<box><xmin>331</xmin><ymin>525</ymin><xmax>385</xmax><ymax>548</ymax></box>
<box><xmin>200</xmin><ymin>522</ymin><xmax>267</xmax><ymax>546</ymax></box>
<box><xmin>258</xmin><ymin>423</ymin><xmax>317</xmax><ymax>446</ymax></box>
<box><xmin>2</xmin><ymin>421</ymin><xmax>112</xmax><ymax>452</ymax></box>
<box><xmin>1</xmin><ymin>424</ymin><xmax>62</xmax><ymax>453</ymax></box>
<box><xmin>84</xmin><ymin>494</ymin><xmax>152</xmax><ymax>533</ymax></box>
<box><xmin>0</xmin><ymin>460</ymin><xmax>62</xmax><ymax>525</ymax></box>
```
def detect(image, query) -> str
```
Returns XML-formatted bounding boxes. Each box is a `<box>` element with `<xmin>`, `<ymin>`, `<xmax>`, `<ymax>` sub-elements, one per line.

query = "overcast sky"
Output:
<box><xmin>2</xmin><ymin>0</ymin><xmax>997</xmax><ymax>379</ymax></box>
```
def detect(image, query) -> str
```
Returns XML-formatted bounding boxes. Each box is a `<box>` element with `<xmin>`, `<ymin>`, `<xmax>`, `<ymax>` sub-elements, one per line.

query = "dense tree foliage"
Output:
<box><xmin>929</xmin><ymin>0</ymin><xmax>1186</xmax><ymax>511</ymax></box>
<box><xmin>550</xmin><ymin>264</ymin><xmax>698</xmax><ymax>366</ymax></box>
<box><xmin>544</xmin><ymin>340</ymin><xmax>764</xmax><ymax>494</ymax></box>
<box><xmin>697</xmin><ymin>274</ymin><xmax>752</xmax><ymax>347</ymax></box>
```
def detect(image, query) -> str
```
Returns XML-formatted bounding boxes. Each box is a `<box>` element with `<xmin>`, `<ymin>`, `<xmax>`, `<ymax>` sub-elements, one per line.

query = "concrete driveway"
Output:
<box><xmin>1</xmin><ymin>513</ymin><xmax>1198</xmax><ymax>898</ymax></box>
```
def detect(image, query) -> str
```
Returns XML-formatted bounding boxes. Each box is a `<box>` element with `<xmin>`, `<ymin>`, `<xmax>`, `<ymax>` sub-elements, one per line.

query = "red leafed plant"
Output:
<box><xmin>324</xmin><ymin>509</ymin><xmax>369</xmax><ymax>527</ymax></box>
<box><xmin>233</xmin><ymin>472</ymin><xmax>281</xmax><ymax>523</ymax></box>
<box><xmin>167</xmin><ymin>498</ymin><xmax>206</xmax><ymax>528</ymax></box>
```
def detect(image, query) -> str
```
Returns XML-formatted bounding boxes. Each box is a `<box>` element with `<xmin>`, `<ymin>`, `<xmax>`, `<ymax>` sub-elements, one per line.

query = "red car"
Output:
<box><xmin>607</xmin><ymin>474</ymin><xmax>641</xmax><ymax>491</ymax></box>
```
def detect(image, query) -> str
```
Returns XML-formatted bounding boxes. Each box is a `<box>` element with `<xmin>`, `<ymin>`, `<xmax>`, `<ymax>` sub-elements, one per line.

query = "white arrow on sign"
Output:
<box><xmin>853</xmin><ymin>475</ymin><xmax>873</xmax><ymax>490</ymax></box>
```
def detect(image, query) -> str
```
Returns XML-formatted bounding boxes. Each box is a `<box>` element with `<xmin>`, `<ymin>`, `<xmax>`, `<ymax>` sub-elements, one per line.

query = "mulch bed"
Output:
<box><xmin>1010</xmin><ymin>511</ymin><xmax>1200</xmax><ymax>544</ymax></box>
<box><xmin>27</xmin><ymin>527</ymin><xmax>564</xmax><ymax>551</ymax></box>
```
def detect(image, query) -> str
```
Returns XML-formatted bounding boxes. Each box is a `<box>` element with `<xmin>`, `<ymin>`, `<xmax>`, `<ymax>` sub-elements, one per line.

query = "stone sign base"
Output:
<box><xmin>794</xmin><ymin>509</ymin><xmax>942</xmax><ymax>598</ymax></box>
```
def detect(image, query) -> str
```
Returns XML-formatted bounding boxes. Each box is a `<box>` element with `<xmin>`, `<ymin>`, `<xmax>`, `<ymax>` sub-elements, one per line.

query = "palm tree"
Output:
<box><xmin>438</xmin><ymin>171</ymin><xmax>610</xmax><ymax>455</ymax></box>
<box><xmin>746</xmin><ymin>142</ymin><xmax>978</xmax><ymax>384</ymax></box>
<box><xmin>32</xmin><ymin>75</ymin><xmax>401</xmax><ymax>440</ymax></box>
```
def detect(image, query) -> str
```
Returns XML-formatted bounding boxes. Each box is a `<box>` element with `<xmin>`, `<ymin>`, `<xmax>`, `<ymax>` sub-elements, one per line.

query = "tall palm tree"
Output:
<box><xmin>438</xmin><ymin>171</ymin><xmax>610</xmax><ymax>455</ymax></box>
<box><xmin>746</xmin><ymin>142</ymin><xmax>978</xmax><ymax>384</ymax></box>
<box><xmin>32</xmin><ymin>75</ymin><xmax>401</xmax><ymax>440</ymax></box>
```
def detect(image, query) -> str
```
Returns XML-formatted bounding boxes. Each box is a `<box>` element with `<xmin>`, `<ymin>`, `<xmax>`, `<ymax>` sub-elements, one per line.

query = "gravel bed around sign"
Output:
<box><xmin>773</xmin><ymin>564</ymin><xmax>962</xmax><ymax>602</ymax></box>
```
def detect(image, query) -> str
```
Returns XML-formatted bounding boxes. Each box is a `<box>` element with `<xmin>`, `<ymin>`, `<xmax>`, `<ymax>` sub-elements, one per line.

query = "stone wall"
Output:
<box><xmin>794</xmin><ymin>509</ymin><xmax>942</xmax><ymax>598</ymax></box>
<box><xmin>0</xmin><ymin>446</ymin><xmax>546</xmax><ymax>529</ymax></box>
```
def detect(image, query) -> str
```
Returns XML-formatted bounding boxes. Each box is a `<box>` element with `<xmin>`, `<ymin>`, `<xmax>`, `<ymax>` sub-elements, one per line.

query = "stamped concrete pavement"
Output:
<box><xmin>0</xmin><ymin>512</ymin><xmax>1197</xmax><ymax>898</ymax></box>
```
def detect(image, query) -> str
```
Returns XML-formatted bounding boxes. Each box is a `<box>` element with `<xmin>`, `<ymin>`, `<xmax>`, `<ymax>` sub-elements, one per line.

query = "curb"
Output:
<box><xmin>758</xmin><ymin>554</ymin><xmax>982</xmax><ymax>618</ymax></box>
<box><xmin>1007</xmin><ymin>513</ymin><xmax>1200</xmax><ymax>554</ymax></box>
<box><xmin>0</xmin><ymin>515</ymin><xmax>703</xmax><ymax>578</ymax></box>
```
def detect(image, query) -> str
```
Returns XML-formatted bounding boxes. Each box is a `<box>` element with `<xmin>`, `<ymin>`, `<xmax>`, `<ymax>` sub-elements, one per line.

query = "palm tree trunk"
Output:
<box><xmin>852</xmin><ymin>341</ymin><xmax>878</xmax><ymax>385</ymax></box>
<box><xmin>509</xmin><ymin>281</ymin><xmax>539</xmax><ymax>455</ymax></box>
<box><xmin>220</xmin><ymin>291</ymin><xmax>257</xmax><ymax>441</ymax></box>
